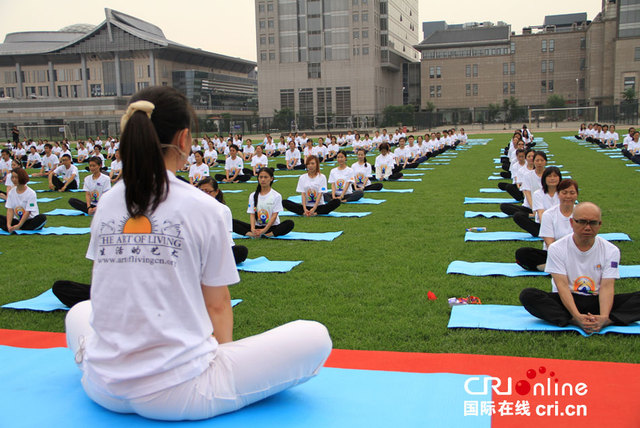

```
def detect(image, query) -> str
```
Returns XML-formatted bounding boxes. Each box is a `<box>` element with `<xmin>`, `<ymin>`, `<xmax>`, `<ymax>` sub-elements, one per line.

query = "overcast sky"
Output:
<box><xmin>0</xmin><ymin>0</ymin><xmax>602</xmax><ymax>62</ymax></box>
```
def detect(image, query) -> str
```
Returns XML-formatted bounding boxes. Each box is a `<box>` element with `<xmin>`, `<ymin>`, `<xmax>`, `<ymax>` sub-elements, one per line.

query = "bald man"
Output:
<box><xmin>520</xmin><ymin>202</ymin><xmax>640</xmax><ymax>334</ymax></box>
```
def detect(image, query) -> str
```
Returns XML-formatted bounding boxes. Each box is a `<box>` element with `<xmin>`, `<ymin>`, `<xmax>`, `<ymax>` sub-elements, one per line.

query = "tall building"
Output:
<box><xmin>415</xmin><ymin>0</ymin><xmax>640</xmax><ymax>117</ymax></box>
<box><xmin>255</xmin><ymin>0</ymin><xmax>420</xmax><ymax>129</ymax></box>
<box><xmin>0</xmin><ymin>9</ymin><xmax>257</xmax><ymax>139</ymax></box>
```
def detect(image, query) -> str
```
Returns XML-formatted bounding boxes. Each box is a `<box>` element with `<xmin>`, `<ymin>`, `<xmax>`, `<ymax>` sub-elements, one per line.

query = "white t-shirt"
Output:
<box><xmin>77</xmin><ymin>148</ymin><xmax>89</xmax><ymax>159</ymax></box>
<box><xmin>521</xmin><ymin>170</ymin><xmax>543</xmax><ymax>208</ymax></box>
<box><xmin>41</xmin><ymin>154</ymin><xmax>59</xmax><ymax>172</ymax></box>
<box><xmin>5</xmin><ymin>186</ymin><xmax>39</xmax><ymax>220</ymax></box>
<box><xmin>328</xmin><ymin>166</ymin><xmax>355</xmax><ymax>196</ymax></box>
<box><xmin>393</xmin><ymin>147</ymin><xmax>410</xmax><ymax>165</ymax></box>
<box><xmin>247</xmin><ymin>189</ymin><xmax>283</xmax><ymax>227</ymax></box>
<box><xmin>546</xmin><ymin>234</ymin><xmax>620</xmax><ymax>295</ymax></box>
<box><xmin>531</xmin><ymin>189</ymin><xmax>559</xmax><ymax>222</ymax></box>
<box><xmin>352</xmin><ymin>161</ymin><xmax>372</xmax><ymax>188</ymax></box>
<box><xmin>0</xmin><ymin>158</ymin><xmax>12</xmax><ymax>179</ymax></box>
<box><xmin>296</xmin><ymin>173</ymin><xmax>327</xmax><ymax>206</ymax></box>
<box><xmin>84</xmin><ymin>172</ymin><xmax>239</xmax><ymax>399</ymax></box>
<box><xmin>110</xmin><ymin>160</ymin><xmax>122</xmax><ymax>178</ymax></box>
<box><xmin>83</xmin><ymin>173</ymin><xmax>112</xmax><ymax>206</ymax></box>
<box><xmin>264</xmin><ymin>143</ymin><xmax>277</xmax><ymax>154</ymax></box>
<box><xmin>189</xmin><ymin>163</ymin><xmax>210</xmax><ymax>183</ymax></box>
<box><xmin>538</xmin><ymin>204</ymin><xmax>572</xmax><ymax>249</ymax></box>
<box><xmin>375</xmin><ymin>153</ymin><xmax>396</xmax><ymax>178</ymax></box>
<box><xmin>285</xmin><ymin>149</ymin><xmax>301</xmax><ymax>167</ymax></box>
<box><xmin>242</xmin><ymin>145</ymin><xmax>255</xmax><ymax>156</ymax></box>
<box><xmin>203</xmin><ymin>149</ymin><xmax>218</xmax><ymax>163</ymax></box>
<box><xmin>251</xmin><ymin>154</ymin><xmax>268</xmax><ymax>169</ymax></box>
<box><xmin>53</xmin><ymin>164</ymin><xmax>80</xmax><ymax>187</ymax></box>
<box><xmin>224</xmin><ymin>157</ymin><xmax>244</xmax><ymax>176</ymax></box>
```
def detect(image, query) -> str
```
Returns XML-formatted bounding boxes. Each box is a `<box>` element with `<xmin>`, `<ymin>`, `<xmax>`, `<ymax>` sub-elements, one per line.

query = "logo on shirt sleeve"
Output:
<box><xmin>611</xmin><ymin>261</ymin><xmax>618</xmax><ymax>268</ymax></box>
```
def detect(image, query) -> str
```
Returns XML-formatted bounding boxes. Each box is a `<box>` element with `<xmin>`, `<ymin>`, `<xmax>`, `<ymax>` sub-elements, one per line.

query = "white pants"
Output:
<box><xmin>65</xmin><ymin>301</ymin><xmax>332</xmax><ymax>421</ymax></box>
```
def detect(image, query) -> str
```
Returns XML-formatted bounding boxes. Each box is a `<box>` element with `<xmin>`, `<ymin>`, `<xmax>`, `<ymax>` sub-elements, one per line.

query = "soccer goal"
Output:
<box><xmin>528</xmin><ymin>106</ymin><xmax>598</xmax><ymax>128</ymax></box>
<box><xmin>18</xmin><ymin>124</ymin><xmax>74</xmax><ymax>141</ymax></box>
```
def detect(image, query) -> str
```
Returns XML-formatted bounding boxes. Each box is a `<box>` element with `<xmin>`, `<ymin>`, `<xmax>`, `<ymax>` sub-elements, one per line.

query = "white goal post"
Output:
<box><xmin>528</xmin><ymin>106</ymin><xmax>598</xmax><ymax>128</ymax></box>
<box><xmin>17</xmin><ymin>124</ymin><xmax>74</xmax><ymax>141</ymax></box>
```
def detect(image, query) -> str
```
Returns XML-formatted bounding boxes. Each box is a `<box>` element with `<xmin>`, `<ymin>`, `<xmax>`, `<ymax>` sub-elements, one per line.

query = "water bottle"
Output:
<box><xmin>466</xmin><ymin>227</ymin><xmax>487</xmax><ymax>232</ymax></box>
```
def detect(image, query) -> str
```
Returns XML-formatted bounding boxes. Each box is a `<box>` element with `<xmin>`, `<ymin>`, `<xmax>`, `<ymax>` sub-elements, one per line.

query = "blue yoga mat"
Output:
<box><xmin>464</xmin><ymin>211</ymin><xmax>509</xmax><ymax>218</ymax></box>
<box><xmin>0</xmin><ymin>346</ymin><xmax>491</xmax><ymax>428</ymax></box>
<box><xmin>275</xmin><ymin>175</ymin><xmax>304</xmax><ymax>178</ymax></box>
<box><xmin>365</xmin><ymin>188</ymin><xmax>414</xmax><ymax>193</ymax></box>
<box><xmin>36</xmin><ymin>197</ymin><xmax>62</xmax><ymax>203</ymax></box>
<box><xmin>0</xmin><ymin>226</ymin><xmax>91</xmax><ymax>236</ymax></box>
<box><xmin>464</xmin><ymin>231</ymin><xmax>631</xmax><ymax>242</ymax></box>
<box><xmin>279</xmin><ymin>211</ymin><xmax>370</xmax><ymax>218</ymax></box>
<box><xmin>287</xmin><ymin>196</ymin><xmax>385</xmax><ymax>205</ymax></box>
<box><xmin>36</xmin><ymin>189</ymin><xmax>85</xmax><ymax>193</ymax></box>
<box><xmin>446</xmin><ymin>261</ymin><xmax>640</xmax><ymax>278</ymax></box>
<box><xmin>1</xmin><ymin>289</ymin><xmax>242</xmax><ymax>311</ymax></box>
<box><xmin>464</xmin><ymin>197</ymin><xmax>520</xmax><ymax>204</ymax></box>
<box><xmin>400</xmin><ymin>173</ymin><xmax>424</xmax><ymax>177</ymax></box>
<box><xmin>223</xmin><ymin>190</ymin><xmax>245</xmax><ymax>194</ymax></box>
<box><xmin>236</xmin><ymin>257</ymin><xmax>302</xmax><ymax>273</ymax></box>
<box><xmin>479</xmin><ymin>188</ymin><xmax>505</xmax><ymax>193</ymax></box>
<box><xmin>448</xmin><ymin>304</ymin><xmax>640</xmax><ymax>337</ymax></box>
<box><xmin>232</xmin><ymin>231</ymin><xmax>342</xmax><ymax>242</ymax></box>
<box><xmin>487</xmin><ymin>176</ymin><xmax>508</xmax><ymax>180</ymax></box>
<box><xmin>396</xmin><ymin>178</ymin><xmax>422</xmax><ymax>182</ymax></box>
<box><xmin>43</xmin><ymin>208</ymin><xmax>87</xmax><ymax>216</ymax></box>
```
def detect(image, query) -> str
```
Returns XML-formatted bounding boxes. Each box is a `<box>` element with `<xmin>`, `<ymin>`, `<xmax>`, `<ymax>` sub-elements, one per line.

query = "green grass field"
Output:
<box><xmin>1</xmin><ymin>132</ymin><xmax>639</xmax><ymax>363</ymax></box>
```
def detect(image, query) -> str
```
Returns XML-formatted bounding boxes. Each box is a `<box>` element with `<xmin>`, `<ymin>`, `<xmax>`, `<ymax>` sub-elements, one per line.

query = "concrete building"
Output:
<box><xmin>415</xmin><ymin>0</ymin><xmax>640</xmax><ymax>118</ymax></box>
<box><xmin>255</xmin><ymin>0</ymin><xmax>420</xmax><ymax>129</ymax></box>
<box><xmin>0</xmin><ymin>8</ymin><xmax>257</xmax><ymax>139</ymax></box>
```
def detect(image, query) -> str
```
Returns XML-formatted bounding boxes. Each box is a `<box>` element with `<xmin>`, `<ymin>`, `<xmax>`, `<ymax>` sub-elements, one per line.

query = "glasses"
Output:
<box><xmin>200</xmin><ymin>188</ymin><xmax>215</xmax><ymax>195</ymax></box>
<box><xmin>574</xmin><ymin>219</ymin><xmax>601</xmax><ymax>227</ymax></box>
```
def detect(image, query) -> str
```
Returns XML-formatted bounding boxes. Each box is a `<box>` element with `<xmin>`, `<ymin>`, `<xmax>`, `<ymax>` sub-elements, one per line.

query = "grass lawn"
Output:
<box><xmin>1</xmin><ymin>131</ymin><xmax>639</xmax><ymax>363</ymax></box>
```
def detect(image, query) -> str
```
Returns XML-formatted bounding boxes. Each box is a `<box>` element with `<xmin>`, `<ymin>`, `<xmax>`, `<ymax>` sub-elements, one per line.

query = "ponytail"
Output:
<box><xmin>120</xmin><ymin>87</ymin><xmax>194</xmax><ymax>218</ymax></box>
<box><xmin>197</xmin><ymin>176</ymin><xmax>225</xmax><ymax>204</ymax></box>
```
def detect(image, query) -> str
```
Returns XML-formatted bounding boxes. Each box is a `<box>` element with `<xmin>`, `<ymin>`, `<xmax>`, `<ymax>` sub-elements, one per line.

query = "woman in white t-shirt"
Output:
<box><xmin>233</xmin><ymin>167</ymin><xmax>294</xmax><ymax>238</ymax></box>
<box><xmin>189</xmin><ymin>151</ymin><xmax>210</xmax><ymax>185</ymax></box>
<box><xmin>250</xmin><ymin>145</ymin><xmax>268</xmax><ymax>175</ymax></box>
<box><xmin>575</xmin><ymin>123</ymin><xmax>587</xmax><ymax>140</ymax></box>
<box><xmin>500</xmin><ymin>151</ymin><xmax>546</xmax><ymax>217</ymax></box>
<box><xmin>281</xmin><ymin>155</ymin><xmax>341</xmax><ymax>216</ymax></box>
<box><xmin>214</xmin><ymin>145</ymin><xmax>251</xmax><ymax>183</ymax></box>
<box><xmin>0</xmin><ymin>167</ymin><xmax>47</xmax><ymax>232</ymax></box>
<box><xmin>203</xmin><ymin>141</ymin><xmax>218</xmax><ymax>167</ymax></box>
<box><xmin>68</xmin><ymin>156</ymin><xmax>112</xmax><ymax>215</ymax></box>
<box><xmin>513</xmin><ymin>166</ymin><xmax>561</xmax><ymax>237</ymax></box>
<box><xmin>326</xmin><ymin>136</ymin><xmax>340</xmax><ymax>161</ymax></box>
<box><xmin>515</xmin><ymin>179</ymin><xmax>578</xmax><ymax>271</ymax></box>
<box><xmin>374</xmin><ymin>143</ymin><xmax>403</xmax><ymax>181</ymax></box>
<box><xmin>64</xmin><ymin>87</ymin><xmax>331</xmax><ymax>422</ymax></box>
<box><xmin>2</xmin><ymin>159</ymin><xmax>21</xmax><ymax>199</ymax></box>
<box><xmin>109</xmin><ymin>149</ymin><xmax>122</xmax><ymax>184</ymax></box>
<box><xmin>25</xmin><ymin>146</ymin><xmax>42</xmax><ymax>169</ymax></box>
<box><xmin>352</xmin><ymin>148</ymin><xmax>383</xmax><ymax>191</ymax></box>
<box><xmin>276</xmin><ymin>141</ymin><xmax>305</xmax><ymax>170</ymax></box>
<box><xmin>324</xmin><ymin>151</ymin><xmax>364</xmax><ymax>202</ymax></box>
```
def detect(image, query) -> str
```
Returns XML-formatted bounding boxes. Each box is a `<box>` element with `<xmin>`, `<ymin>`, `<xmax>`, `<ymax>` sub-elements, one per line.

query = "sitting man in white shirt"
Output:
<box><xmin>520</xmin><ymin>202</ymin><xmax>640</xmax><ymax>334</ymax></box>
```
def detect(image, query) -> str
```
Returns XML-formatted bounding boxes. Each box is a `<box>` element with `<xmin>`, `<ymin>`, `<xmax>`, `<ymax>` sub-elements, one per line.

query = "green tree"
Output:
<box><xmin>502</xmin><ymin>97</ymin><xmax>524</xmax><ymax>123</ymax></box>
<box><xmin>488</xmin><ymin>103</ymin><xmax>501</xmax><ymax>122</ymax></box>
<box><xmin>424</xmin><ymin>102</ymin><xmax>435</xmax><ymax>112</ymax></box>
<box><xmin>546</xmin><ymin>95</ymin><xmax>566</xmax><ymax>121</ymax></box>
<box><xmin>272</xmin><ymin>108</ymin><xmax>294</xmax><ymax>131</ymax></box>
<box><xmin>382</xmin><ymin>105</ymin><xmax>415</xmax><ymax>127</ymax></box>
<box><xmin>622</xmin><ymin>87</ymin><xmax>637</xmax><ymax>104</ymax></box>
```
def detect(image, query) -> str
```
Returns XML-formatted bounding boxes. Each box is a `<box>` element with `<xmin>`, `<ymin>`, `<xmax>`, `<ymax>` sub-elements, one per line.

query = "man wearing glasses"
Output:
<box><xmin>520</xmin><ymin>202</ymin><xmax>640</xmax><ymax>334</ymax></box>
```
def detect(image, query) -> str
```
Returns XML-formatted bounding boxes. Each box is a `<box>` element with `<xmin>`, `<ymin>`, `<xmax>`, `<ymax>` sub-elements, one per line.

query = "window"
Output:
<box><xmin>510</xmin><ymin>62</ymin><xmax>515</xmax><ymax>75</ymax></box>
<box><xmin>258</xmin><ymin>4</ymin><xmax>265</xmax><ymax>13</ymax></box>
<box><xmin>25</xmin><ymin>86</ymin><xmax>36</xmax><ymax>96</ymax></box>
<box><xmin>57</xmin><ymin>85</ymin><xmax>69</xmax><ymax>97</ymax></box>
<box><xmin>260</xmin><ymin>52</ymin><xmax>267</xmax><ymax>61</ymax></box>
<box><xmin>466</xmin><ymin>84</ymin><xmax>471</xmax><ymax>96</ymax></box>
<box><xmin>503</xmin><ymin>63</ymin><xmax>508</xmax><ymax>75</ymax></box>
<box><xmin>137</xmin><ymin>82</ymin><xmax>149</xmax><ymax>90</ymax></box>
<box><xmin>259</xmin><ymin>20</ymin><xmax>265</xmax><ymax>29</ymax></box>
<box><xmin>541</xmin><ymin>60</ymin><xmax>547</xmax><ymax>73</ymax></box>
<box><xmin>436</xmin><ymin>85</ymin><xmax>442</xmax><ymax>97</ymax></box>
<box><xmin>429</xmin><ymin>66</ymin><xmax>435</xmax><ymax>78</ymax></box>
<box><xmin>362</xmin><ymin>46</ymin><xmax>369</xmax><ymax>55</ymax></box>
<box><xmin>260</xmin><ymin>36</ymin><xmax>266</xmax><ymax>45</ymax></box>
<box><xmin>299</xmin><ymin>89</ymin><xmax>313</xmax><ymax>117</ymax></box>
<box><xmin>579</xmin><ymin>78</ymin><xmax>585</xmax><ymax>90</ymax></box>
<box><xmin>510</xmin><ymin>82</ymin><xmax>515</xmax><ymax>94</ymax></box>
<box><xmin>353</xmin><ymin>47</ymin><xmax>360</xmax><ymax>56</ymax></box>
<box><xmin>352</xmin><ymin>0</ymin><xmax>358</xmax><ymax>4</ymax></box>
<box><xmin>353</xmin><ymin>14</ymin><xmax>359</xmax><ymax>22</ymax></box>
<box><xmin>269</xmin><ymin>52</ymin><xmax>276</xmax><ymax>61</ymax></box>
<box><xmin>541</xmin><ymin>80</ymin><xmax>547</xmax><ymax>93</ymax></box>
<box><xmin>580</xmin><ymin>58</ymin><xmax>586</xmax><ymax>70</ymax></box>
<box><xmin>580</xmin><ymin>38</ymin><xmax>586</xmax><ymax>49</ymax></box>
<box><xmin>362</xmin><ymin>30</ymin><xmax>368</xmax><ymax>39</ymax></box>
<box><xmin>280</xmin><ymin>89</ymin><xmax>294</xmax><ymax>110</ymax></box>
<box><xmin>635</xmin><ymin>47</ymin><xmax>640</xmax><ymax>61</ymax></box>
<box><xmin>267</xmin><ymin>3</ymin><xmax>273</xmax><ymax>11</ymax></box>
<box><xmin>467</xmin><ymin>64</ymin><xmax>472</xmax><ymax>77</ymax></box>
<box><xmin>541</xmin><ymin>40</ymin><xmax>547</xmax><ymax>52</ymax></box>
<box><xmin>6</xmin><ymin>87</ymin><xmax>15</xmax><ymax>98</ymax></box>
<box><xmin>510</xmin><ymin>41</ymin><xmax>516</xmax><ymax>54</ymax></box>
<box><xmin>503</xmin><ymin>82</ymin><xmax>508</xmax><ymax>94</ymax></box>
<box><xmin>269</xmin><ymin>35</ymin><xmax>275</xmax><ymax>44</ymax></box>
<box><xmin>548</xmin><ymin>60</ymin><xmax>554</xmax><ymax>73</ymax></box>
<box><xmin>548</xmin><ymin>80</ymin><xmax>554</xmax><ymax>93</ymax></box>
<box><xmin>353</xmin><ymin>31</ymin><xmax>359</xmax><ymax>39</ymax></box>
<box><xmin>362</xmin><ymin>12</ymin><xmax>368</xmax><ymax>22</ymax></box>
<box><xmin>335</xmin><ymin>86</ymin><xmax>351</xmax><ymax>116</ymax></box>
<box><xmin>429</xmin><ymin>85</ymin><xmax>435</xmax><ymax>98</ymax></box>
<box><xmin>38</xmin><ymin>86</ymin><xmax>49</xmax><ymax>97</ymax></box>
<box><xmin>268</xmin><ymin>20</ymin><xmax>274</xmax><ymax>28</ymax></box>
<box><xmin>472</xmin><ymin>84</ymin><xmax>478</xmax><ymax>96</ymax></box>
<box><xmin>90</xmin><ymin>84</ymin><xmax>101</xmax><ymax>97</ymax></box>
<box><xmin>624</xmin><ymin>76</ymin><xmax>636</xmax><ymax>91</ymax></box>
<box><xmin>472</xmin><ymin>64</ymin><xmax>478</xmax><ymax>77</ymax></box>
<box><xmin>436</xmin><ymin>66</ymin><xmax>442</xmax><ymax>78</ymax></box>
<box><xmin>549</xmin><ymin>39</ymin><xmax>555</xmax><ymax>52</ymax></box>
<box><xmin>308</xmin><ymin>62</ymin><xmax>321</xmax><ymax>78</ymax></box>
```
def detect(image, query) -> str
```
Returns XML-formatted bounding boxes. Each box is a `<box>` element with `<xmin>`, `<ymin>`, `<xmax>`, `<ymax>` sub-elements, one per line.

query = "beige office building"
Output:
<box><xmin>415</xmin><ymin>0</ymin><xmax>640</xmax><ymax>114</ymax></box>
<box><xmin>255</xmin><ymin>0</ymin><xmax>420</xmax><ymax>128</ymax></box>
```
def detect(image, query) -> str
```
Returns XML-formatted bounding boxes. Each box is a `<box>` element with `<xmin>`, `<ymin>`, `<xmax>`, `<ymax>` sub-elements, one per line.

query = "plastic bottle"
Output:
<box><xmin>466</xmin><ymin>227</ymin><xmax>487</xmax><ymax>232</ymax></box>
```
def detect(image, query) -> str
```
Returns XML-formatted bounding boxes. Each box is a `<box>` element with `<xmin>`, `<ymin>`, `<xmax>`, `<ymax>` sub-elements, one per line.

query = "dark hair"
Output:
<box><xmin>229</xmin><ymin>144</ymin><xmax>239</xmax><ymax>152</ymax></box>
<box><xmin>1</xmin><ymin>148</ymin><xmax>10</xmax><ymax>156</ymax></box>
<box><xmin>336</xmin><ymin>150</ymin><xmax>348</xmax><ymax>159</ymax></box>
<box><xmin>515</xmin><ymin>148</ymin><xmax>525</xmax><ymax>156</ymax></box>
<box><xmin>252</xmin><ymin>167</ymin><xmax>275</xmax><ymax>220</ymax></box>
<box><xmin>379</xmin><ymin>142</ymin><xmax>390</xmax><ymax>152</ymax></box>
<box><xmin>558</xmin><ymin>178</ymin><xmax>579</xmax><ymax>194</ymax></box>
<box><xmin>44</xmin><ymin>143</ymin><xmax>52</xmax><ymax>150</ymax></box>
<box><xmin>94</xmin><ymin>145</ymin><xmax>102</xmax><ymax>151</ymax></box>
<box><xmin>356</xmin><ymin>148</ymin><xmax>369</xmax><ymax>167</ymax></box>
<box><xmin>196</xmin><ymin>176</ymin><xmax>225</xmax><ymax>204</ymax></box>
<box><xmin>12</xmin><ymin>167</ymin><xmax>29</xmax><ymax>185</ymax></box>
<box><xmin>195</xmin><ymin>150</ymin><xmax>204</xmax><ymax>158</ymax></box>
<box><xmin>533</xmin><ymin>151</ymin><xmax>547</xmax><ymax>162</ymax></box>
<box><xmin>121</xmin><ymin>86</ymin><xmax>195</xmax><ymax>218</ymax></box>
<box><xmin>88</xmin><ymin>156</ymin><xmax>103</xmax><ymax>167</ymax></box>
<box><xmin>541</xmin><ymin>166</ymin><xmax>562</xmax><ymax>193</ymax></box>
<box><xmin>61</xmin><ymin>154</ymin><xmax>71</xmax><ymax>160</ymax></box>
